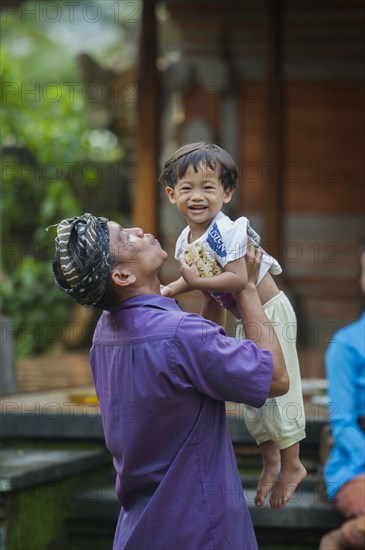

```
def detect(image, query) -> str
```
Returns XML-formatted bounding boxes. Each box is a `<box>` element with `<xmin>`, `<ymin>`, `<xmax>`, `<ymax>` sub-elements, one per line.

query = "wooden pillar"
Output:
<box><xmin>262</xmin><ymin>0</ymin><xmax>284</xmax><ymax>264</ymax></box>
<box><xmin>133</xmin><ymin>0</ymin><xmax>160</xmax><ymax>235</ymax></box>
<box><xmin>0</xmin><ymin>315</ymin><xmax>18</xmax><ymax>396</ymax></box>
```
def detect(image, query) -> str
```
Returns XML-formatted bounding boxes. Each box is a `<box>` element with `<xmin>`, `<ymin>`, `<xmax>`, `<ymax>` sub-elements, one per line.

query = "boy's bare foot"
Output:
<box><xmin>269</xmin><ymin>460</ymin><xmax>307</xmax><ymax>510</ymax></box>
<box><xmin>255</xmin><ymin>441</ymin><xmax>280</xmax><ymax>507</ymax></box>
<box><xmin>255</xmin><ymin>463</ymin><xmax>281</xmax><ymax>507</ymax></box>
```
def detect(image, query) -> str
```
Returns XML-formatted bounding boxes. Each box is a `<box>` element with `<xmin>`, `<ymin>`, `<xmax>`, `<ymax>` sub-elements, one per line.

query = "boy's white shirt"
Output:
<box><xmin>175</xmin><ymin>211</ymin><xmax>282</xmax><ymax>285</ymax></box>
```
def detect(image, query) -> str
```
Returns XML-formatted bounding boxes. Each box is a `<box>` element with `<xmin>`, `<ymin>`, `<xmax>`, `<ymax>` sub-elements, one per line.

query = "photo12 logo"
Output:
<box><xmin>1</xmin><ymin>2</ymin><xmax>141</xmax><ymax>24</ymax></box>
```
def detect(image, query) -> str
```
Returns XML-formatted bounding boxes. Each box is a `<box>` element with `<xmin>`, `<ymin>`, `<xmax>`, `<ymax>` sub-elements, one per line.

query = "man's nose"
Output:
<box><xmin>127</xmin><ymin>227</ymin><xmax>144</xmax><ymax>237</ymax></box>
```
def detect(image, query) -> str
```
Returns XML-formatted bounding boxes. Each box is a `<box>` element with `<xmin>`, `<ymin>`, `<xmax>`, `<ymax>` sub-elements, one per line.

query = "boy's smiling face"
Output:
<box><xmin>166</xmin><ymin>163</ymin><xmax>234</xmax><ymax>235</ymax></box>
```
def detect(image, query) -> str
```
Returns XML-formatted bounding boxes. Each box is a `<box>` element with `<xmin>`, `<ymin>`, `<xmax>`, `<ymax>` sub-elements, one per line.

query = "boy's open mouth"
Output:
<box><xmin>188</xmin><ymin>205</ymin><xmax>207</xmax><ymax>211</ymax></box>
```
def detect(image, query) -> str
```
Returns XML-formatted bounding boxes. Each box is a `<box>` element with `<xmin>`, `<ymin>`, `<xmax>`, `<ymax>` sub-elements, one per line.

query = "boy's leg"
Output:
<box><xmin>239</xmin><ymin>400</ymin><xmax>281</xmax><ymax>507</ymax></box>
<box><xmin>237</xmin><ymin>293</ymin><xmax>307</xmax><ymax>509</ymax></box>
<box><xmin>261</xmin><ymin>293</ymin><xmax>306</xmax><ymax>508</ymax></box>
<box><xmin>236</xmin><ymin>322</ymin><xmax>279</xmax><ymax>507</ymax></box>
<box><xmin>269</xmin><ymin>442</ymin><xmax>307</xmax><ymax>509</ymax></box>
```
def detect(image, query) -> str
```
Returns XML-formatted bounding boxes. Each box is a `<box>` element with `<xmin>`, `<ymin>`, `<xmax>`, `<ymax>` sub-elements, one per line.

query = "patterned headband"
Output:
<box><xmin>51</xmin><ymin>213</ymin><xmax>111</xmax><ymax>306</ymax></box>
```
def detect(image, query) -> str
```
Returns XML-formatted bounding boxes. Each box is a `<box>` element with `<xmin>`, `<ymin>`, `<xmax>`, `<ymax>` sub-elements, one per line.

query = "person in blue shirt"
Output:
<box><xmin>320</xmin><ymin>250</ymin><xmax>365</xmax><ymax>549</ymax></box>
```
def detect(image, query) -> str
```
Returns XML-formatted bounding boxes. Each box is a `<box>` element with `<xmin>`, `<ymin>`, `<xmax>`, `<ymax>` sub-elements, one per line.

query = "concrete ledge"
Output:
<box><xmin>0</xmin><ymin>388</ymin><xmax>104</xmax><ymax>439</ymax></box>
<box><xmin>0</xmin><ymin>411</ymin><xmax>104</xmax><ymax>439</ymax></box>
<box><xmin>0</xmin><ymin>411</ymin><xmax>327</xmax><ymax>445</ymax></box>
<box><xmin>0</xmin><ymin>447</ymin><xmax>110</xmax><ymax>492</ymax></box>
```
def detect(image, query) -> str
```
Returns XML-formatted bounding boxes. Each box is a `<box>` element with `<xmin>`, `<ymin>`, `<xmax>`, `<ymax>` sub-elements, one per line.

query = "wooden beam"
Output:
<box><xmin>262</xmin><ymin>0</ymin><xmax>284</xmax><ymax>264</ymax></box>
<box><xmin>133</xmin><ymin>0</ymin><xmax>160</xmax><ymax>235</ymax></box>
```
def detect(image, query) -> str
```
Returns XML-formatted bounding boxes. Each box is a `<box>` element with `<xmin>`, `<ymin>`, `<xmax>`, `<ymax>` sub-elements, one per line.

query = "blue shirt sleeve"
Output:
<box><xmin>172</xmin><ymin>313</ymin><xmax>273</xmax><ymax>407</ymax></box>
<box><xmin>325</xmin><ymin>337</ymin><xmax>365</xmax><ymax>471</ymax></box>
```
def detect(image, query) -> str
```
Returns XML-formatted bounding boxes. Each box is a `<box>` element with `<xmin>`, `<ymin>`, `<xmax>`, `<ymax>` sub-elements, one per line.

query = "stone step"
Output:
<box><xmin>69</xmin><ymin>480</ymin><xmax>341</xmax><ymax>530</ymax></box>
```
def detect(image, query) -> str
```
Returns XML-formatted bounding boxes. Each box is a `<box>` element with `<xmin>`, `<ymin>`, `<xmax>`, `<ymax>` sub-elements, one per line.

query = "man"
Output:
<box><xmin>52</xmin><ymin>213</ymin><xmax>289</xmax><ymax>550</ymax></box>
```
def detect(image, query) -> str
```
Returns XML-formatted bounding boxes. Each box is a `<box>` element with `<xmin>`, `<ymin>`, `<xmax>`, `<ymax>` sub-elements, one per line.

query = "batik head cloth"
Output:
<box><xmin>52</xmin><ymin>213</ymin><xmax>111</xmax><ymax>306</ymax></box>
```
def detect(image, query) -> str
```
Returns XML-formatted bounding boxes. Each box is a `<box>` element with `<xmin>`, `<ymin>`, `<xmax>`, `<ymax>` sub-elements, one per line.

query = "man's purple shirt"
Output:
<box><xmin>90</xmin><ymin>295</ymin><xmax>273</xmax><ymax>550</ymax></box>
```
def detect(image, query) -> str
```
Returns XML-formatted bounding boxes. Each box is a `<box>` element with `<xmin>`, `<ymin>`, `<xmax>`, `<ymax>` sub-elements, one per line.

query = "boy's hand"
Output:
<box><xmin>245</xmin><ymin>239</ymin><xmax>262</xmax><ymax>285</ymax></box>
<box><xmin>179</xmin><ymin>256</ymin><xmax>201</xmax><ymax>289</ymax></box>
<box><xmin>160</xmin><ymin>284</ymin><xmax>172</xmax><ymax>297</ymax></box>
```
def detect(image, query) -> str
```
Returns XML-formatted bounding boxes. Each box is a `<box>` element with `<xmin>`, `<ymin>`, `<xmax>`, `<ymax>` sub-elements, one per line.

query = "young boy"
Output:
<box><xmin>159</xmin><ymin>142</ymin><xmax>307</xmax><ymax>510</ymax></box>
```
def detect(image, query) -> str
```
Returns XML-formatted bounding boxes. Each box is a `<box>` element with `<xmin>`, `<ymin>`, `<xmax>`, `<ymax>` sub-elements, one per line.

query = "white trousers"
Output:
<box><xmin>236</xmin><ymin>291</ymin><xmax>306</xmax><ymax>450</ymax></box>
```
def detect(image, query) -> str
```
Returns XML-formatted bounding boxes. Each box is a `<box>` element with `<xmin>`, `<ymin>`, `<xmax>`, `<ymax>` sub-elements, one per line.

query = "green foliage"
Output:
<box><xmin>1</xmin><ymin>47</ymin><xmax>88</xmax><ymax>356</ymax></box>
<box><xmin>1</xmin><ymin>258</ymin><xmax>73</xmax><ymax>356</ymax></box>
<box><xmin>0</xmin><ymin>5</ymin><xmax>132</xmax><ymax>356</ymax></box>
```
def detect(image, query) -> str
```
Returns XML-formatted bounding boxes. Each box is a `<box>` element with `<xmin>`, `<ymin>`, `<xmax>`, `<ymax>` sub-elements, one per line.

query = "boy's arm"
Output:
<box><xmin>179</xmin><ymin>256</ymin><xmax>248</xmax><ymax>292</ymax></box>
<box><xmin>161</xmin><ymin>276</ymin><xmax>192</xmax><ymax>298</ymax></box>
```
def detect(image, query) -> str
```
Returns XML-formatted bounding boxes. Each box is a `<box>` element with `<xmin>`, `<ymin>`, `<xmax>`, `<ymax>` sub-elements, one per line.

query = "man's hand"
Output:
<box><xmin>245</xmin><ymin>239</ymin><xmax>262</xmax><ymax>286</ymax></box>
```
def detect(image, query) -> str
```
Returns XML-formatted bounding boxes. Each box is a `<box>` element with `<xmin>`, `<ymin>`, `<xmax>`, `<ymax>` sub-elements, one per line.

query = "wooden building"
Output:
<box><xmin>135</xmin><ymin>0</ymin><xmax>364</xmax><ymax>377</ymax></box>
<box><xmin>2</xmin><ymin>0</ymin><xmax>364</xmax><ymax>379</ymax></box>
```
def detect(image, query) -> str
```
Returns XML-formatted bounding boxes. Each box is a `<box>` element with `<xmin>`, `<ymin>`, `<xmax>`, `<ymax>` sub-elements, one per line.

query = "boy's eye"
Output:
<box><xmin>180</xmin><ymin>186</ymin><xmax>191</xmax><ymax>191</ymax></box>
<box><xmin>204</xmin><ymin>185</ymin><xmax>214</xmax><ymax>189</ymax></box>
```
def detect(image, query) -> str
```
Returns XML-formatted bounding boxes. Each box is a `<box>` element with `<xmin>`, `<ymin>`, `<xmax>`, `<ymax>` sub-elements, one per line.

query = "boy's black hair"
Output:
<box><xmin>158</xmin><ymin>142</ymin><xmax>238</xmax><ymax>191</ymax></box>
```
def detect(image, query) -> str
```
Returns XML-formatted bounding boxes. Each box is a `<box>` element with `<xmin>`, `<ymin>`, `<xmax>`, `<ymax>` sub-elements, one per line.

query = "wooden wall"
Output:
<box><xmin>161</xmin><ymin>1</ymin><xmax>365</xmax><ymax>376</ymax></box>
<box><xmin>240</xmin><ymin>82</ymin><xmax>364</xmax><ymax>213</ymax></box>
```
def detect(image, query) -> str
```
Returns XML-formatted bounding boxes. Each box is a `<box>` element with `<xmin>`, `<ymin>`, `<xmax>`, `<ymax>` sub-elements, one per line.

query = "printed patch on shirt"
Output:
<box><xmin>183</xmin><ymin>242</ymin><xmax>222</xmax><ymax>277</ymax></box>
<box><xmin>207</xmin><ymin>223</ymin><xmax>227</xmax><ymax>258</ymax></box>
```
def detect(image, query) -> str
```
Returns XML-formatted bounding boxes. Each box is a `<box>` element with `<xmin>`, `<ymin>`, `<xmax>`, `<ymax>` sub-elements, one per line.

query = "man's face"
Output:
<box><xmin>107</xmin><ymin>221</ymin><xmax>168</xmax><ymax>274</ymax></box>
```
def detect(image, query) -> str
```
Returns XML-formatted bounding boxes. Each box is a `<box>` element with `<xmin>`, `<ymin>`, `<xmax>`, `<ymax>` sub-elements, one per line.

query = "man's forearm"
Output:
<box><xmin>234</xmin><ymin>284</ymin><xmax>288</xmax><ymax>397</ymax></box>
<box><xmin>201</xmin><ymin>293</ymin><xmax>226</xmax><ymax>328</ymax></box>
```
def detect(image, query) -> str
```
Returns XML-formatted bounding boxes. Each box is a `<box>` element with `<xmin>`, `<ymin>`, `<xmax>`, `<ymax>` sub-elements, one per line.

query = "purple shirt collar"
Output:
<box><xmin>110</xmin><ymin>293</ymin><xmax>181</xmax><ymax>313</ymax></box>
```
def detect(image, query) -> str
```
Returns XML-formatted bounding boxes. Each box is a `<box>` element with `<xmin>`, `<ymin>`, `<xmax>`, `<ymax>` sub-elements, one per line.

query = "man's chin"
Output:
<box><xmin>157</xmin><ymin>250</ymin><xmax>169</xmax><ymax>267</ymax></box>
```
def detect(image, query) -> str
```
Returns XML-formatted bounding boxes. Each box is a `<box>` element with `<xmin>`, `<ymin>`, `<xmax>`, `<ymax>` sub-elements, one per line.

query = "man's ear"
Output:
<box><xmin>165</xmin><ymin>187</ymin><xmax>177</xmax><ymax>204</ymax></box>
<box><xmin>223</xmin><ymin>188</ymin><xmax>234</xmax><ymax>204</ymax></box>
<box><xmin>111</xmin><ymin>266</ymin><xmax>136</xmax><ymax>288</ymax></box>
